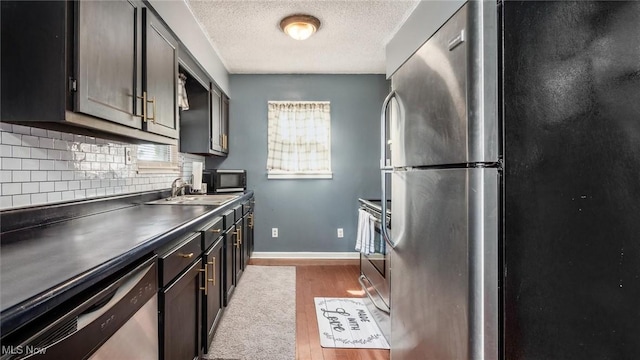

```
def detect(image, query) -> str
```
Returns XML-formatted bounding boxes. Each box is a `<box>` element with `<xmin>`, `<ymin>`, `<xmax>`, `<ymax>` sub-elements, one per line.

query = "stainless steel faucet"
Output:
<box><xmin>171</xmin><ymin>178</ymin><xmax>185</xmax><ymax>198</ymax></box>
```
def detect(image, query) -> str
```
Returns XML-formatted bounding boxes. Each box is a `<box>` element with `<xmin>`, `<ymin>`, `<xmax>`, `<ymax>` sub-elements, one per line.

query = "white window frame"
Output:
<box><xmin>136</xmin><ymin>144</ymin><xmax>179</xmax><ymax>174</ymax></box>
<box><xmin>266</xmin><ymin>101</ymin><xmax>332</xmax><ymax>180</ymax></box>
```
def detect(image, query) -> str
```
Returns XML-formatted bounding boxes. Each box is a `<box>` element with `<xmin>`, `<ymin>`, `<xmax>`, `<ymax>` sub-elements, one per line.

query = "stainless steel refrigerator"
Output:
<box><xmin>381</xmin><ymin>1</ymin><xmax>640</xmax><ymax>359</ymax></box>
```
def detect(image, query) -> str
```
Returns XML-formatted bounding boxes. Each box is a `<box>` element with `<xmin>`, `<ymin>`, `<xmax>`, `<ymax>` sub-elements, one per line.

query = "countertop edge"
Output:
<box><xmin>0</xmin><ymin>190</ymin><xmax>254</xmax><ymax>336</ymax></box>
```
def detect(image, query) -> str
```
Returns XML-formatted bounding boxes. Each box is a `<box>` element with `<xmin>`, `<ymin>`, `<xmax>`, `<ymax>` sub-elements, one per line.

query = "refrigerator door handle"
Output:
<box><xmin>380</xmin><ymin>90</ymin><xmax>397</xmax><ymax>248</ymax></box>
<box><xmin>380</xmin><ymin>90</ymin><xmax>396</xmax><ymax>171</ymax></box>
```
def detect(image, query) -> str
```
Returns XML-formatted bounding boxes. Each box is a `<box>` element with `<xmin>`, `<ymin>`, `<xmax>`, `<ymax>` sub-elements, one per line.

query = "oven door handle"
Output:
<box><xmin>358</xmin><ymin>275</ymin><xmax>390</xmax><ymax>314</ymax></box>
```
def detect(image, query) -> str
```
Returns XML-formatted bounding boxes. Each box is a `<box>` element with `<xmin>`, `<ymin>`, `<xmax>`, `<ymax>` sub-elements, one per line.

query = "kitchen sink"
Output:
<box><xmin>145</xmin><ymin>194</ymin><xmax>239</xmax><ymax>206</ymax></box>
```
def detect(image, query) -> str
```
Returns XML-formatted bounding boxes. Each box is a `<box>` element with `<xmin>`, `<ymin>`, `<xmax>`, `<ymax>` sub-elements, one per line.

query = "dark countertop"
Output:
<box><xmin>0</xmin><ymin>191</ymin><xmax>253</xmax><ymax>336</ymax></box>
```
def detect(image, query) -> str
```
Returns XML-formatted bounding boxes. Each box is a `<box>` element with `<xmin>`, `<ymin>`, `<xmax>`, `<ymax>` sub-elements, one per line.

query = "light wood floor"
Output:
<box><xmin>295</xmin><ymin>264</ymin><xmax>390</xmax><ymax>360</ymax></box>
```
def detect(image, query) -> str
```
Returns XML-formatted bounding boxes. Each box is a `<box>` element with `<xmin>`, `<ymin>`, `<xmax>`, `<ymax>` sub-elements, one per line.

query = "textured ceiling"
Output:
<box><xmin>186</xmin><ymin>0</ymin><xmax>420</xmax><ymax>74</ymax></box>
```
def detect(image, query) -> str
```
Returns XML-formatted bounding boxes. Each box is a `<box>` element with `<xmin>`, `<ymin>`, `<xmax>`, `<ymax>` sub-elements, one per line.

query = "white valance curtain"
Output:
<box><xmin>267</xmin><ymin>101</ymin><xmax>331</xmax><ymax>173</ymax></box>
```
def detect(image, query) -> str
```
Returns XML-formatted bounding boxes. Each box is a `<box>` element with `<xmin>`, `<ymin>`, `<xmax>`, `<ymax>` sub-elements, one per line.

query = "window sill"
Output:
<box><xmin>267</xmin><ymin>172</ymin><xmax>333</xmax><ymax>180</ymax></box>
<box><xmin>137</xmin><ymin>161</ymin><xmax>180</xmax><ymax>174</ymax></box>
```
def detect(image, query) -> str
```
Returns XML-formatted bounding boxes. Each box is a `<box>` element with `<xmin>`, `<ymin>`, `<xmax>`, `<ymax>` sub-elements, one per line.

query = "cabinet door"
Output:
<box><xmin>242</xmin><ymin>214</ymin><xmax>250</xmax><ymax>269</ymax></box>
<box><xmin>245</xmin><ymin>211</ymin><xmax>254</xmax><ymax>266</ymax></box>
<box><xmin>143</xmin><ymin>9</ymin><xmax>178</xmax><ymax>138</ymax></box>
<box><xmin>76</xmin><ymin>0</ymin><xmax>142</xmax><ymax>129</ymax></box>
<box><xmin>234</xmin><ymin>221</ymin><xmax>243</xmax><ymax>283</ymax></box>
<box><xmin>210</xmin><ymin>86</ymin><xmax>223</xmax><ymax>153</ymax></box>
<box><xmin>161</xmin><ymin>261</ymin><xmax>202</xmax><ymax>360</ymax></box>
<box><xmin>203</xmin><ymin>240</ymin><xmax>223</xmax><ymax>352</ymax></box>
<box><xmin>223</xmin><ymin>231</ymin><xmax>235</xmax><ymax>306</ymax></box>
<box><xmin>221</xmin><ymin>93</ymin><xmax>230</xmax><ymax>154</ymax></box>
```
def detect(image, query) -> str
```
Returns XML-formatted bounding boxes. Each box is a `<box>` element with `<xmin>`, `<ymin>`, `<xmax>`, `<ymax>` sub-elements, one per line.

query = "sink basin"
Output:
<box><xmin>145</xmin><ymin>194</ymin><xmax>239</xmax><ymax>206</ymax></box>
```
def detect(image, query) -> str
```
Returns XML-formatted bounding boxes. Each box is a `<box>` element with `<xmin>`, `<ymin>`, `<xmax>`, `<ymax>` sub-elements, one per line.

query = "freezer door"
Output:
<box><xmin>390</xmin><ymin>2</ymin><xmax>498</xmax><ymax>167</ymax></box>
<box><xmin>391</xmin><ymin>168</ymin><xmax>498</xmax><ymax>360</ymax></box>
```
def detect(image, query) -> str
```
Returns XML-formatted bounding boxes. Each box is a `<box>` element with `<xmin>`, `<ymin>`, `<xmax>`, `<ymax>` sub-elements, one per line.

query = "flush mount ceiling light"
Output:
<box><xmin>280</xmin><ymin>14</ymin><xmax>321</xmax><ymax>40</ymax></box>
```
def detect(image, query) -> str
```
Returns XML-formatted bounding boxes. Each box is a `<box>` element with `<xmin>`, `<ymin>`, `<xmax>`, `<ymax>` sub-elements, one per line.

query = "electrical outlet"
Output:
<box><xmin>272</xmin><ymin>228</ymin><xmax>278</xmax><ymax>238</ymax></box>
<box><xmin>337</xmin><ymin>228</ymin><xmax>344</xmax><ymax>238</ymax></box>
<box><xmin>125</xmin><ymin>147</ymin><xmax>132</xmax><ymax>165</ymax></box>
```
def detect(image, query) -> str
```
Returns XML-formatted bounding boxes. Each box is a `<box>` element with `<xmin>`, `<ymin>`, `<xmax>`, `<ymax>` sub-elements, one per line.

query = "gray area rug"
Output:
<box><xmin>204</xmin><ymin>265</ymin><xmax>296</xmax><ymax>360</ymax></box>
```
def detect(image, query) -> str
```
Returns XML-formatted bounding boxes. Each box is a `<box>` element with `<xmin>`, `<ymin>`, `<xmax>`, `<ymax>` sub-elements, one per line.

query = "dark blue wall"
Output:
<box><xmin>207</xmin><ymin>74</ymin><xmax>389</xmax><ymax>252</ymax></box>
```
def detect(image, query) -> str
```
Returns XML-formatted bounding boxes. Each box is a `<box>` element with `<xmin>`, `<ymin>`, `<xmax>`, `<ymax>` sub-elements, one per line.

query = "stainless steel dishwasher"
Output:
<box><xmin>1</xmin><ymin>257</ymin><xmax>158</xmax><ymax>360</ymax></box>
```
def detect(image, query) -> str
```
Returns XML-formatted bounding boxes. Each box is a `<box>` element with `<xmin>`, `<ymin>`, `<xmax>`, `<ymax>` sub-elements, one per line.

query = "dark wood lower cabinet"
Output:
<box><xmin>234</xmin><ymin>220</ymin><xmax>244</xmax><ymax>283</ymax></box>
<box><xmin>202</xmin><ymin>239</ymin><xmax>223</xmax><ymax>353</ymax></box>
<box><xmin>159</xmin><ymin>260</ymin><xmax>202</xmax><ymax>360</ymax></box>
<box><xmin>224</xmin><ymin>230</ymin><xmax>235</xmax><ymax>306</ymax></box>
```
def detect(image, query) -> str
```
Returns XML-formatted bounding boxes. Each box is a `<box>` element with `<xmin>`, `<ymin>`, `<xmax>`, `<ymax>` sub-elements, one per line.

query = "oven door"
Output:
<box><xmin>360</xmin><ymin>219</ymin><xmax>390</xmax><ymax>308</ymax></box>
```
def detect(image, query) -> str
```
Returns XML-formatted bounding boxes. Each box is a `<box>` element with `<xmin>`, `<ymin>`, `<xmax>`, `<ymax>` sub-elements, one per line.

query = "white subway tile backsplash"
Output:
<box><xmin>61</xmin><ymin>191</ymin><xmax>75</xmax><ymax>200</ymax></box>
<box><xmin>2</xmin><ymin>133</ymin><xmax>22</xmax><ymax>146</ymax></box>
<box><xmin>39</xmin><ymin>138</ymin><xmax>54</xmax><ymax>149</ymax></box>
<box><xmin>12</xmin><ymin>146</ymin><xmax>30</xmax><ymax>158</ymax></box>
<box><xmin>61</xmin><ymin>171</ymin><xmax>74</xmax><ymax>181</ymax></box>
<box><xmin>54</xmin><ymin>181</ymin><xmax>68</xmax><ymax>192</ymax></box>
<box><xmin>31</xmin><ymin>171</ymin><xmax>47</xmax><ymax>181</ymax></box>
<box><xmin>68</xmin><ymin>181</ymin><xmax>80</xmax><ymax>190</ymax></box>
<box><xmin>12</xmin><ymin>194</ymin><xmax>31</xmax><ymax>207</ymax></box>
<box><xmin>0</xmin><ymin>196</ymin><xmax>12</xmax><ymax>209</ymax></box>
<box><xmin>31</xmin><ymin>193</ymin><xmax>48</xmax><ymax>205</ymax></box>
<box><xmin>30</xmin><ymin>128</ymin><xmax>48</xmax><ymax>137</ymax></box>
<box><xmin>21</xmin><ymin>135</ymin><xmax>39</xmax><ymax>147</ymax></box>
<box><xmin>38</xmin><ymin>159</ymin><xmax>54</xmax><ymax>170</ymax></box>
<box><xmin>2</xmin><ymin>158</ymin><xmax>22</xmax><ymax>170</ymax></box>
<box><xmin>47</xmin><ymin>130</ymin><xmax>62</xmax><ymax>139</ymax></box>
<box><xmin>39</xmin><ymin>182</ymin><xmax>54</xmax><ymax>192</ymax></box>
<box><xmin>47</xmin><ymin>192</ymin><xmax>62</xmax><ymax>202</ymax></box>
<box><xmin>47</xmin><ymin>171</ymin><xmax>62</xmax><ymax>181</ymax></box>
<box><xmin>2</xmin><ymin>183</ymin><xmax>21</xmax><ymax>195</ymax></box>
<box><xmin>31</xmin><ymin>147</ymin><xmax>48</xmax><ymax>159</ymax></box>
<box><xmin>1</xmin><ymin>145</ymin><xmax>12</xmax><ymax>157</ymax></box>
<box><xmin>0</xmin><ymin>124</ymin><xmax>206</xmax><ymax>210</ymax></box>
<box><xmin>12</xmin><ymin>171</ymin><xmax>30</xmax><ymax>182</ymax></box>
<box><xmin>12</xmin><ymin>125</ymin><xmax>32</xmax><ymax>135</ymax></box>
<box><xmin>22</xmin><ymin>182</ymin><xmax>39</xmax><ymax>194</ymax></box>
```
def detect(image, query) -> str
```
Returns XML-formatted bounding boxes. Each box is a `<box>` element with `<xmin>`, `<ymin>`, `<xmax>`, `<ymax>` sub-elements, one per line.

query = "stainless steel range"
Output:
<box><xmin>357</xmin><ymin>198</ymin><xmax>391</xmax><ymax>340</ymax></box>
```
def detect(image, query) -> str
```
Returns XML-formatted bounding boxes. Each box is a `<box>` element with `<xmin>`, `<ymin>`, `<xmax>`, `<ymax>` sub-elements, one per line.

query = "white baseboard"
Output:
<box><xmin>252</xmin><ymin>252</ymin><xmax>360</xmax><ymax>260</ymax></box>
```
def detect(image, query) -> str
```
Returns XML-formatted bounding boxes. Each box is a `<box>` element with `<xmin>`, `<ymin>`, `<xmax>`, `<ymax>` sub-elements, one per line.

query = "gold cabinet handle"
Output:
<box><xmin>178</xmin><ymin>252</ymin><xmax>194</xmax><ymax>258</ymax></box>
<box><xmin>199</xmin><ymin>267</ymin><xmax>207</xmax><ymax>295</ymax></box>
<box><xmin>146</xmin><ymin>96</ymin><xmax>157</xmax><ymax>123</ymax></box>
<box><xmin>233</xmin><ymin>228</ymin><xmax>241</xmax><ymax>248</ymax></box>
<box><xmin>135</xmin><ymin>91</ymin><xmax>147</xmax><ymax>121</ymax></box>
<box><xmin>208</xmin><ymin>258</ymin><xmax>215</xmax><ymax>286</ymax></box>
<box><xmin>210</xmin><ymin>228</ymin><xmax>221</xmax><ymax>234</ymax></box>
<box><xmin>248</xmin><ymin>214</ymin><xmax>254</xmax><ymax>229</ymax></box>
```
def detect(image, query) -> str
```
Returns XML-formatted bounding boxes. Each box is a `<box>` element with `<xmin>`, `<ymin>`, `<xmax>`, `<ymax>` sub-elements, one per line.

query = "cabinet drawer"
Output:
<box><xmin>222</xmin><ymin>209</ymin><xmax>235</xmax><ymax>231</ymax></box>
<box><xmin>158</xmin><ymin>232</ymin><xmax>201</xmax><ymax>287</ymax></box>
<box><xmin>201</xmin><ymin>216</ymin><xmax>223</xmax><ymax>250</ymax></box>
<box><xmin>233</xmin><ymin>205</ymin><xmax>242</xmax><ymax>222</ymax></box>
<box><xmin>242</xmin><ymin>200</ymin><xmax>251</xmax><ymax>215</ymax></box>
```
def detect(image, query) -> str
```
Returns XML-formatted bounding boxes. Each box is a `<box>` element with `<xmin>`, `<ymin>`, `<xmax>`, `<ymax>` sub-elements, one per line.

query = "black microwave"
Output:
<box><xmin>202</xmin><ymin>169</ymin><xmax>247</xmax><ymax>194</ymax></box>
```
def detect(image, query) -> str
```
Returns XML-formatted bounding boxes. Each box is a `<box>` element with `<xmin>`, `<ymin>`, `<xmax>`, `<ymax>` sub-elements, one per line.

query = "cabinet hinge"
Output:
<box><xmin>69</xmin><ymin>78</ymin><xmax>77</xmax><ymax>92</ymax></box>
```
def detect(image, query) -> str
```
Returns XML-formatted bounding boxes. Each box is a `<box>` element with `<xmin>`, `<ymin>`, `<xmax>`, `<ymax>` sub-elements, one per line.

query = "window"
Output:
<box><xmin>136</xmin><ymin>144</ymin><xmax>179</xmax><ymax>173</ymax></box>
<box><xmin>267</xmin><ymin>101</ymin><xmax>332</xmax><ymax>179</ymax></box>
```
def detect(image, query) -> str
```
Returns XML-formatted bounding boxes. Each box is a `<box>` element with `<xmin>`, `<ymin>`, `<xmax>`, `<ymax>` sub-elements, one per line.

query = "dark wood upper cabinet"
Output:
<box><xmin>76</xmin><ymin>0</ymin><xmax>142</xmax><ymax>129</ymax></box>
<box><xmin>143</xmin><ymin>9</ymin><xmax>179</xmax><ymax>139</ymax></box>
<box><xmin>210</xmin><ymin>87</ymin><xmax>224</xmax><ymax>154</ymax></box>
<box><xmin>221</xmin><ymin>93</ymin><xmax>230</xmax><ymax>154</ymax></box>
<box><xmin>0</xmin><ymin>0</ymin><xmax>177</xmax><ymax>145</ymax></box>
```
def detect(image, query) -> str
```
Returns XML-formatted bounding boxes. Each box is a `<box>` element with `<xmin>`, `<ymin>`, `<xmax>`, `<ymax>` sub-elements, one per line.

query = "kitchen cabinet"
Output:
<box><xmin>0</xmin><ymin>0</ymin><xmax>178</xmax><ymax>145</ymax></box>
<box><xmin>158</xmin><ymin>233</ymin><xmax>202</xmax><ymax>360</ymax></box>
<box><xmin>233</xmin><ymin>220</ymin><xmax>244</xmax><ymax>283</ymax></box>
<box><xmin>200</xmin><ymin>218</ymin><xmax>224</xmax><ymax>353</ymax></box>
<box><xmin>221</xmin><ymin>93</ymin><xmax>230</xmax><ymax>154</ymax></box>
<box><xmin>177</xmin><ymin>46</ymin><xmax>229</xmax><ymax>157</ymax></box>
<box><xmin>142</xmin><ymin>9</ymin><xmax>179</xmax><ymax>139</ymax></box>
<box><xmin>222</xmin><ymin>209</ymin><xmax>236</xmax><ymax>306</ymax></box>
<box><xmin>245</xmin><ymin>199</ymin><xmax>255</xmax><ymax>267</ymax></box>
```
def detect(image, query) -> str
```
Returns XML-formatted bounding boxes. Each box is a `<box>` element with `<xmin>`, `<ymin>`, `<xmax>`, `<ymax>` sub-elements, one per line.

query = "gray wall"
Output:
<box><xmin>207</xmin><ymin>75</ymin><xmax>389</xmax><ymax>252</ymax></box>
